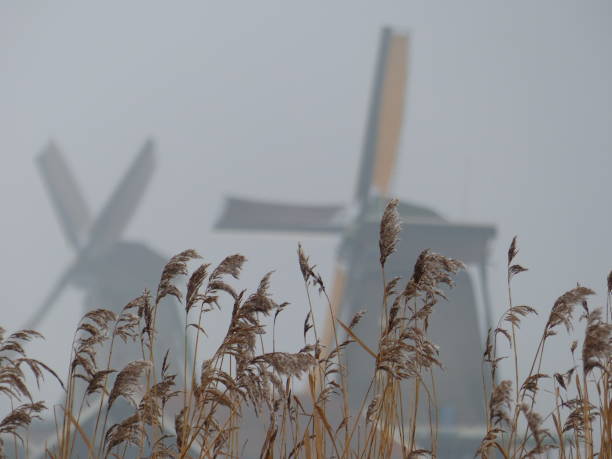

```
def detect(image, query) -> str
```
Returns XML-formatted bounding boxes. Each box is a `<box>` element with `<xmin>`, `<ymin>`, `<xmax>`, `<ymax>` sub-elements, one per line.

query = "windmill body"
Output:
<box><xmin>339</xmin><ymin>198</ymin><xmax>494</xmax><ymax>448</ymax></box>
<box><xmin>76</xmin><ymin>241</ymin><xmax>168</xmax><ymax>316</ymax></box>
<box><xmin>215</xmin><ymin>27</ymin><xmax>496</xmax><ymax>454</ymax></box>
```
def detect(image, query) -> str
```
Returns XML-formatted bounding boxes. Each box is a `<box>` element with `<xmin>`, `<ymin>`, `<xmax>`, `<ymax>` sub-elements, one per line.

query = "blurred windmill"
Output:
<box><xmin>215</xmin><ymin>27</ymin><xmax>496</xmax><ymax>452</ymax></box>
<box><xmin>24</xmin><ymin>140</ymin><xmax>185</xmax><ymax>366</ymax></box>
<box><xmin>20</xmin><ymin>140</ymin><xmax>194</xmax><ymax>457</ymax></box>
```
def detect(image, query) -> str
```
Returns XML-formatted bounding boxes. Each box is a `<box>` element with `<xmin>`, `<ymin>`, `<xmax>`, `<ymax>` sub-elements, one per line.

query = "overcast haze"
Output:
<box><xmin>1</xmin><ymin>1</ymin><xmax>611</xmax><ymax>403</ymax></box>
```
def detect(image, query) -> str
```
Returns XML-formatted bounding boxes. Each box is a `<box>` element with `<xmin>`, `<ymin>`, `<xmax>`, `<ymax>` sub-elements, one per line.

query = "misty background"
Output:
<box><xmin>1</xmin><ymin>0</ymin><xmax>610</xmax><ymax>405</ymax></box>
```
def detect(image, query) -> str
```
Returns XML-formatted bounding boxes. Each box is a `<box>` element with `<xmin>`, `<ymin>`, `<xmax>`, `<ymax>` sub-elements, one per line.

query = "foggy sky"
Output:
<box><xmin>1</xmin><ymin>0</ymin><xmax>611</xmax><ymax>403</ymax></box>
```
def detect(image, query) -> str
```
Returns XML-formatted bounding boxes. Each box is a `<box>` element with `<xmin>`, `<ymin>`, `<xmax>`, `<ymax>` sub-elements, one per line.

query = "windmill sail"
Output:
<box><xmin>37</xmin><ymin>143</ymin><xmax>92</xmax><ymax>249</ymax></box>
<box><xmin>21</xmin><ymin>265</ymin><xmax>75</xmax><ymax>331</ymax></box>
<box><xmin>215</xmin><ymin>197</ymin><xmax>346</xmax><ymax>233</ymax></box>
<box><xmin>354</xmin><ymin>28</ymin><xmax>408</xmax><ymax>201</ymax></box>
<box><xmin>85</xmin><ymin>139</ymin><xmax>156</xmax><ymax>256</ymax></box>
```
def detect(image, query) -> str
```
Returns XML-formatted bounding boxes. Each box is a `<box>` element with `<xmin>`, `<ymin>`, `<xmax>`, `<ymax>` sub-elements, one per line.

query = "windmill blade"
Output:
<box><xmin>20</xmin><ymin>264</ymin><xmax>74</xmax><ymax>331</ymax></box>
<box><xmin>354</xmin><ymin>27</ymin><xmax>409</xmax><ymax>202</ymax></box>
<box><xmin>215</xmin><ymin>196</ymin><xmax>347</xmax><ymax>234</ymax></box>
<box><xmin>37</xmin><ymin>142</ymin><xmax>92</xmax><ymax>249</ymax></box>
<box><xmin>85</xmin><ymin>139</ymin><xmax>156</xmax><ymax>256</ymax></box>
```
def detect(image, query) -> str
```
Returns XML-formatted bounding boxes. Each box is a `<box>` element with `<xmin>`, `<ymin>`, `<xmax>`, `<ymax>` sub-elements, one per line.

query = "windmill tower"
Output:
<box><xmin>215</xmin><ymin>27</ymin><xmax>496</xmax><ymax>453</ymax></box>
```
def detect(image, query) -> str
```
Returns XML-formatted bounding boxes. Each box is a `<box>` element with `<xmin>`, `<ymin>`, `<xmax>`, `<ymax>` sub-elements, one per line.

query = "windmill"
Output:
<box><xmin>215</xmin><ymin>27</ymin><xmax>496</xmax><ymax>453</ymax></box>
<box><xmin>22</xmin><ymin>140</ymin><xmax>188</xmax><ymax>456</ymax></box>
<box><xmin>25</xmin><ymin>139</ymin><xmax>188</xmax><ymax>363</ymax></box>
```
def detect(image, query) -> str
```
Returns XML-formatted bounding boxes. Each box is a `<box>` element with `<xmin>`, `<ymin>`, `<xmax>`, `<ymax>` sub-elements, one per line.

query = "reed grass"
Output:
<box><xmin>0</xmin><ymin>200</ymin><xmax>609</xmax><ymax>458</ymax></box>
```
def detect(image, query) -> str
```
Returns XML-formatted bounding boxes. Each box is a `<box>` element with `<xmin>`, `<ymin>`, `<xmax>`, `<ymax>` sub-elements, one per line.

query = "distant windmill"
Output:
<box><xmin>24</xmin><ymin>139</ymin><xmax>186</xmax><ymax>367</ymax></box>
<box><xmin>215</xmin><ymin>27</ymin><xmax>496</xmax><ymax>453</ymax></box>
<box><xmin>21</xmin><ymin>140</ymin><xmax>192</xmax><ymax>456</ymax></box>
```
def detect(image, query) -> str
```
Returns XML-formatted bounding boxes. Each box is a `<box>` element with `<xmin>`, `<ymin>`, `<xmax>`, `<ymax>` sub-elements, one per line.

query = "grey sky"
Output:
<box><xmin>1</xmin><ymin>0</ymin><xmax>610</xmax><ymax>403</ymax></box>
